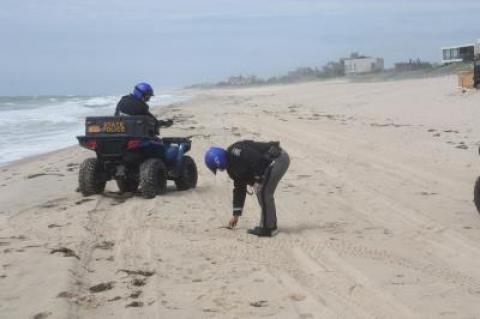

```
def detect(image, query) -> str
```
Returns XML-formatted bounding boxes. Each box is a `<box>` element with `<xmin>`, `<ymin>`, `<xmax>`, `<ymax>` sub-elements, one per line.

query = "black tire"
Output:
<box><xmin>78</xmin><ymin>158</ymin><xmax>106</xmax><ymax>196</ymax></box>
<box><xmin>474</xmin><ymin>177</ymin><xmax>480</xmax><ymax>214</ymax></box>
<box><xmin>139</xmin><ymin>158</ymin><xmax>168</xmax><ymax>199</ymax></box>
<box><xmin>116</xmin><ymin>176</ymin><xmax>139</xmax><ymax>193</ymax></box>
<box><xmin>175</xmin><ymin>155</ymin><xmax>198</xmax><ymax>191</ymax></box>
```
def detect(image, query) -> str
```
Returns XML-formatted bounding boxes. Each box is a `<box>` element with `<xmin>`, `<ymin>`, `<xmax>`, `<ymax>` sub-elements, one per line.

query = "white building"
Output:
<box><xmin>344</xmin><ymin>57</ymin><xmax>384</xmax><ymax>75</ymax></box>
<box><xmin>441</xmin><ymin>42</ymin><xmax>475</xmax><ymax>64</ymax></box>
<box><xmin>440</xmin><ymin>39</ymin><xmax>480</xmax><ymax>64</ymax></box>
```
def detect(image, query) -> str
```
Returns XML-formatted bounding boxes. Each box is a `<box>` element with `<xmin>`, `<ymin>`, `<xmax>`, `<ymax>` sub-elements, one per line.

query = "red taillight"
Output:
<box><xmin>83</xmin><ymin>139</ymin><xmax>97</xmax><ymax>150</ymax></box>
<box><xmin>127</xmin><ymin>139</ymin><xmax>141</xmax><ymax>150</ymax></box>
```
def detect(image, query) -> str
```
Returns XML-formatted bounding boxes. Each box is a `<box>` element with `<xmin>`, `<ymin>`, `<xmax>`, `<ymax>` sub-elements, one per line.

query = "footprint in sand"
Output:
<box><xmin>418</xmin><ymin>192</ymin><xmax>438</xmax><ymax>196</ymax></box>
<box><xmin>66</xmin><ymin>163</ymin><xmax>79</xmax><ymax>172</ymax></box>
<box><xmin>89</xmin><ymin>281</ymin><xmax>115</xmax><ymax>293</ymax></box>
<box><xmin>118</xmin><ymin>269</ymin><xmax>155</xmax><ymax>277</ymax></box>
<box><xmin>131</xmin><ymin>278</ymin><xmax>147</xmax><ymax>287</ymax></box>
<box><xmin>250</xmin><ymin>300</ymin><xmax>268</xmax><ymax>307</ymax></box>
<box><xmin>75</xmin><ymin>198</ymin><xmax>95</xmax><ymax>205</ymax></box>
<box><xmin>129</xmin><ymin>290</ymin><xmax>142</xmax><ymax>299</ymax></box>
<box><xmin>95</xmin><ymin>241</ymin><xmax>114</xmax><ymax>250</ymax></box>
<box><xmin>26</xmin><ymin>173</ymin><xmax>64</xmax><ymax>179</ymax></box>
<box><xmin>126</xmin><ymin>301</ymin><xmax>144</xmax><ymax>308</ymax></box>
<box><xmin>50</xmin><ymin>247</ymin><xmax>80</xmax><ymax>260</ymax></box>
<box><xmin>33</xmin><ymin>312</ymin><xmax>52</xmax><ymax>319</ymax></box>
<box><xmin>203</xmin><ymin>308</ymin><xmax>219</xmax><ymax>313</ymax></box>
<box><xmin>288</xmin><ymin>293</ymin><xmax>306</xmax><ymax>302</ymax></box>
<box><xmin>297</xmin><ymin>174</ymin><xmax>311</xmax><ymax>179</ymax></box>
<box><xmin>57</xmin><ymin>291</ymin><xmax>76</xmax><ymax>299</ymax></box>
<box><xmin>10</xmin><ymin>235</ymin><xmax>27</xmax><ymax>240</ymax></box>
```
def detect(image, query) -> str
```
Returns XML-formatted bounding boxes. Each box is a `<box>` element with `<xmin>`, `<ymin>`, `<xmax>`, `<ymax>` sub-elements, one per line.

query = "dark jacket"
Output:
<box><xmin>226</xmin><ymin>140</ymin><xmax>281</xmax><ymax>216</ymax></box>
<box><xmin>115</xmin><ymin>94</ymin><xmax>155</xmax><ymax>119</ymax></box>
<box><xmin>114</xmin><ymin>94</ymin><xmax>173</xmax><ymax>129</ymax></box>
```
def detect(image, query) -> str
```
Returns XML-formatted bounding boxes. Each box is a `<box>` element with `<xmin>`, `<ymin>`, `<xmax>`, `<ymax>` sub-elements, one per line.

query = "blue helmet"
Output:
<box><xmin>205</xmin><ymin>147</ymin><xmax>228</xmax><ymax>174</ymax></box>
<box><xmin>132</xmin><ymin>82</ymin><xmax>154</xmax><ymax>101</ymax></box>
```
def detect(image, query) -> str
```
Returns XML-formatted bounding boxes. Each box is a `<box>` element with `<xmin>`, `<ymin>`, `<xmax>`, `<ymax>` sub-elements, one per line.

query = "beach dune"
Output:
<box><xmin>1</xmin><ymin>76</ymin><xmax>480</xmax><ymax>318</ymax></box>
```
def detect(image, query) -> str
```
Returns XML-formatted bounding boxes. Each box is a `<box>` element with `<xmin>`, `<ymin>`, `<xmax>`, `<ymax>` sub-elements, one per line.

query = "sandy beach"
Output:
<box><xmin>1</xmin><ymin>76</ymin><xmax>480</xmax><ymax>318</ymax></box>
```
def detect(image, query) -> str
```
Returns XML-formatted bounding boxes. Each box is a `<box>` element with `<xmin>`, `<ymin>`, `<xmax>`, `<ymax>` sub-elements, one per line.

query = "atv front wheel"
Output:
<box><xmin>78</xmin><ymin>158</ymin><xmax>106</xmax><ymax>196</ymax></box>
<box><xmin>175</xmin><ymin>155</ymin><xmax>198</xmax><ymax>191</ymax></box>
<box><xmin>474</xmin><ymin>177</ymin><xmax>480</xmax><ymax>214</ymax></box>
<box><xmin>139</xmin><ymin>158</ymin><xmax>168</xmax><ymax>198</ymax></box>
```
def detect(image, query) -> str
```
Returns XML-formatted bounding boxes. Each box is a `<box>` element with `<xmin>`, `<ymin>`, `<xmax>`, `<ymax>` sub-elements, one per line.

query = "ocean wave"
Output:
<box><xmin>83</xmin><ymin>96</ymin><xmax>118</xmax><ymax>108</ymax></box>
<box><xmin>0</xmin><ymin>93</ymin><xmax>191</xmax><ymax>165</ymax></box>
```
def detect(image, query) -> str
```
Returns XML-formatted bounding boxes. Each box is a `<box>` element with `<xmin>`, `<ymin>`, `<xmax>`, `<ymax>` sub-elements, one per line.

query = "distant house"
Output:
<box><xmin>394</xmin><ymin>59</ymin><xmax>433</xmax><ymax>72</ymax></box>
<box><xmin>441</xmin><ymin>41</ymin><xmax>478</xmax><ymax>64</ymax></box>
<box><xmin>344</xmin><ymin>57</ymin><xmax>384</xmax><ymax>75</ymax></box>
<box><xmin>441</xmin><ymin>43</ymin><xmax>474</xmax><ymax>64</ymax></box>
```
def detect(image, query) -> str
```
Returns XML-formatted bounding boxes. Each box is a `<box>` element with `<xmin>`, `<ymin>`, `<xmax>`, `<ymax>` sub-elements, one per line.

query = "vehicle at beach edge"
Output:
<box><xmin>76</xmin><ymin>115</ymin><xmax>198</xmax><ymax>198</ymax></box>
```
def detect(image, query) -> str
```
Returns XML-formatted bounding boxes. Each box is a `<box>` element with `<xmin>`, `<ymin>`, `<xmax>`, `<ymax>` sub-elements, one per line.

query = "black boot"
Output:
<box><xmin>247</xmin><ymin>226</ymin><xmax>278</xmax><ymax>237</ymax></box>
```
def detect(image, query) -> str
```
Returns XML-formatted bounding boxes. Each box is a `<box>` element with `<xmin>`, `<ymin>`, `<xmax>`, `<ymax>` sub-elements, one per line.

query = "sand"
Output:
<box><xmin>1</xmin><ymin>76</ymin><xmax>480</xmax><ymax>318</ymax></box>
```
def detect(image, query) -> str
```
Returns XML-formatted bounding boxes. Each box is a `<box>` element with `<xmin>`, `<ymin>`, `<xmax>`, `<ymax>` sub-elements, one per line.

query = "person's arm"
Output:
<box><xmin>232</xmin><ymin>178</ymin><xmax>247</xmax><ymax>216</ymax></box>
<box><xmin>156</xmin><ymin>119</ymin><xmax>173</xmax><ymax>127</ymax></box>
<box><xmin>144</xmin><ymin>104</ymin><xmax>173</xmax><ymax>128</ymax></box>
<box><xmin>144</xmin><ymin>109</ymin><xmax>157</xmax><ymax>121</ymax></box>
<box><xmin>114</xmin><ymin>96</ymin><xmax>127</xmax><ymax>116</ymax></box>
<box><xmin>114</xmin><ymin>103</ymin><xmax>121</xmax><ymax>116</ymax></box>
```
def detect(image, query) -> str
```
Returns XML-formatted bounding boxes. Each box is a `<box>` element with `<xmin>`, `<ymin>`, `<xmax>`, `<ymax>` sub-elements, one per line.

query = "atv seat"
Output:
<box><xmin>162</xmin><ymin>137</ymin><xmax>191</xmax><ymax>152</ymax></box>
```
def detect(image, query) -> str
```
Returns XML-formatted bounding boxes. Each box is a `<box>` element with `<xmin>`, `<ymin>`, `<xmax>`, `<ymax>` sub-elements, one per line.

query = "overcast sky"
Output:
<box><xmin>1</xmin><ymin>0</ymin><xmax>479</xmax><ymax>95</ymax></box>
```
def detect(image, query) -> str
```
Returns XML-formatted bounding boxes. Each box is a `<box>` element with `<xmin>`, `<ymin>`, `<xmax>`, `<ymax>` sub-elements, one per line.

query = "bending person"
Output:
<box><xmin>205</xmin><ymin>140</ymin><xmax>290</xmax><ymax>237</ymax></box>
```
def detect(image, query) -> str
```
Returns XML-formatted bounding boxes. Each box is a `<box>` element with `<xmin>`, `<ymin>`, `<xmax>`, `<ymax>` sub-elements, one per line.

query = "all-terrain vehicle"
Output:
<box><xmin>77</xmin><ymin>116</ymin><xmax>197</xmax><ymax>198</ymax></box>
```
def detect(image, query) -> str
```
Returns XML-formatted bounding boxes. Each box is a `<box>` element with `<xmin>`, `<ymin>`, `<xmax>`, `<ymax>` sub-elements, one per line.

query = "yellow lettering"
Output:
<box><xmin>103</xmin><ymin>121</ymin><xmax>126</xmax><ymax>133</ymax></box>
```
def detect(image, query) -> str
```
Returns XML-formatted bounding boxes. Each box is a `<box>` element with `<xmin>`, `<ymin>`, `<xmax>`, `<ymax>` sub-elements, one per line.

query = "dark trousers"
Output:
<box><xmin>256</xmin><ymin>151</ymin><xmax>290</xmax><ymax>229</ymax></box>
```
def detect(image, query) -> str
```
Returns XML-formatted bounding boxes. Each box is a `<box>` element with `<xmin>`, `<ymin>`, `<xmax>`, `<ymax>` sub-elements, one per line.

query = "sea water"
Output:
<box><xmin>0</xmin><ymin>94</ymin><xmax>189</xmax><ymax>165</ymax></box>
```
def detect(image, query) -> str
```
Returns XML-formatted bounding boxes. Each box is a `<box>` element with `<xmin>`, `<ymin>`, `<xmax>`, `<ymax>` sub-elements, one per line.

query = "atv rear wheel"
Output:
<box><xmin>474</xmin><ymin>176</ymin><xmax>480</xmax><ymax>214</ymax></box>
<box><xmin>78</xmin><ymin>158</ymin><xmax>106</xmax><ymax>196</ymax></box>
<box><xmin>175</xmin><ymin>155</ymin><xmax>198</xmax><ymax>191</ymax></box>
<box><xmin>139</xmin><ymin>158</ymin><xmax>168</xmax><ymax>198</ymax></box>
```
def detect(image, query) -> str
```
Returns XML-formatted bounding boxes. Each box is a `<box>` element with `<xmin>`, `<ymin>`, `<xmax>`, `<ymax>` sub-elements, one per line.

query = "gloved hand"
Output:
<box><xmin>253</xmin><ymin>182</ymin><xmax>262</xmax><ymax>194</ymax></box>
<box><xmin>228</xmin><ymin>215</ymin><xmax>239</xmax><ymax>229</ymax></box>
<box><xmin>163</xmin><ymin>119</ymin><xmax>174</xmax><ymax>127</ymax></box>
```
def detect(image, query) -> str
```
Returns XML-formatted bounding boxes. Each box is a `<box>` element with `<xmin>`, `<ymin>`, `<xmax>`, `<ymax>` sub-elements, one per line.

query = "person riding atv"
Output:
<box><xmin>76</xmin><ymin>82</ymin><xmax>198</xmax><ymax>198</ymax></box>
<box><xmin>115</xmin><ymin>82</ymin><xmax>173</xmax><ymax>131</ymax></box>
